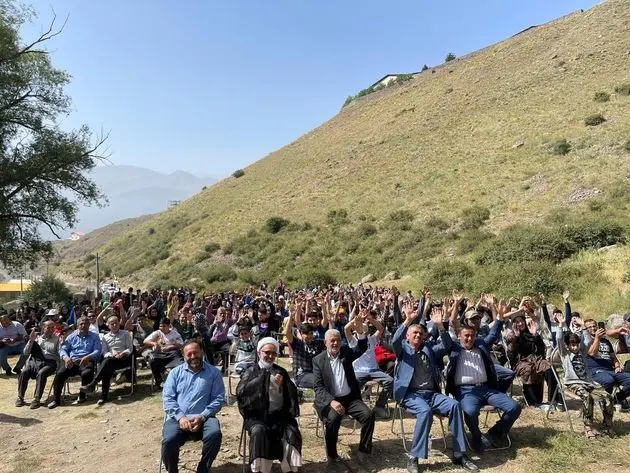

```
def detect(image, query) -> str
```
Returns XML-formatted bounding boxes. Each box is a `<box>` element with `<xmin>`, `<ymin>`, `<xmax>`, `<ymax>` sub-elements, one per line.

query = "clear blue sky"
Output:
<box><xmin>25</xmin><ymin>0</ymin><xmax>598</xmax><ymax>178</ymax></box>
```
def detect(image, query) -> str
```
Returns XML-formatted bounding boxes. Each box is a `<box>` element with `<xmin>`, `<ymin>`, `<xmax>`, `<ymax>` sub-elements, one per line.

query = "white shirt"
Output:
<box><xmin>144</xmin><ymin>328</ymin><xmax>183</xmax><ymax>346</ymax></box>
<box><xmin>455</xmin><ymin>348</ymin><xmax>488</xmax><ymax>386</ymax></box>
<box><xmin>329</xmin><ymin>353</ymin><xmax>351</xmax><ymax>397</ymax></box>
<box><xmin>0</xmin><ymin>321</ymin><xmax>27</xmax><ymax>346</ymax></box>
<box><xmin>350</xmin><ymin>334</ymin><xmax>379</xmax><ymax>373</ymax></box>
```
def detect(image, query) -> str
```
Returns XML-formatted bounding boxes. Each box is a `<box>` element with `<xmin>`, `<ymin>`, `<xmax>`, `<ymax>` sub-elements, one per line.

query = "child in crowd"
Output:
<box><xmin>233</xmin><ymin>325</ymin><xmax>256</xmax><ymax>374</ymax></box>
<box><xmin>557</xmin><ymin>330</ymin><xmax>614</xmax><ymax>439</ymax></box>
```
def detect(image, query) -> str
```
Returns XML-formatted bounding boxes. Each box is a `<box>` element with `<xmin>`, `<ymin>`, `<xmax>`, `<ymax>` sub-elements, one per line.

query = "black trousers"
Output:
<box><xmin>92</xmin><ymin>356</ymin><xmax>132</xmax><ymax>400</ymax></box>
<box><xmin>147</xmin><ymin>351</ymin><xmax>182</xmax><ymax>385</ymax></box>
<box><xmin>321</xmin><ymin>394</ymin><xmax>375</xmax><ymax>459</ymax></box>
<box><xmin>52</xmin><ymin>360</ymin><xmax>95</xmax><ymax>402</ymax></box>
<box><xmin>295</xmin><ymin>372</ymin><xmax>315</xmax><ymax>389</ymax></box>
<box><xmin>245</xmin><ymin>411</ymin><xmax>302</xmax><ymax>463</ymax></box>
<box><xmin>17</xmin><ymin>358</ymin><xmax>57</xmax><ymax>401</ymax></box>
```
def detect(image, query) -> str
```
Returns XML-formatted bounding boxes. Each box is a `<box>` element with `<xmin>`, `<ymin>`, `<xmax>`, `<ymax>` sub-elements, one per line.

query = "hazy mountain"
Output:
<box><xmin>61</xmin><ymin>165</ymin><xmax>216</xmax><ymax>237</ymax></box>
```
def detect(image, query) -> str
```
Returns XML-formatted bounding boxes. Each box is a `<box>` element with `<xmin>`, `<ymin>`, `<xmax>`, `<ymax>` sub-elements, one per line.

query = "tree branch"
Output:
<box><xmin>0</xmin><ymin>212</ymin><xmax>62</xmax><ymax>239</ymax></box>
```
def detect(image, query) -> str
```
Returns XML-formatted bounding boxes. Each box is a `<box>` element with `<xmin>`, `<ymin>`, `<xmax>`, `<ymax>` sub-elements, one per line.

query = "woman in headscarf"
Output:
<box><xmin>191</xmin><ymin>312</ymin><xmax>212</xmax><ymax>363</ymax></box>
<box><xmin>236</xmin><ymin>337</ymin><xmax>302</xmax><ymax>473</ymax></box>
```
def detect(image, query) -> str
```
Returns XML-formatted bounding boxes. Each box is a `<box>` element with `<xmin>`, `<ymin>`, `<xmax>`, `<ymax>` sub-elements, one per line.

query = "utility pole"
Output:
<box><xmin>95</xmin><ymin>253</ymin><xmax>100</xmax><ymax>308</ymax></box>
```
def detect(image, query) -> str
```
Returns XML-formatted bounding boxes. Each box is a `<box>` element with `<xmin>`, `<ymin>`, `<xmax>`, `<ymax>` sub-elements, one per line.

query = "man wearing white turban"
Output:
<box><xmin>236</xmin><ymin>337</ymin><xmax>302</xmax><ymax>473</ymax></box>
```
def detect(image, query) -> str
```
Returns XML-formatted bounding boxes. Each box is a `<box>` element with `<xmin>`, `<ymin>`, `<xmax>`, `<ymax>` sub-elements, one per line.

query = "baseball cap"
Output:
<box><xmin>464</xmin><ymin>310</ymin><xmax>482</xmax><ymax>320</ymax></box>
<box><xmin>46</xmin><ymin>308</ymin><xmax>59</xmax><ymax>316</ymax></box>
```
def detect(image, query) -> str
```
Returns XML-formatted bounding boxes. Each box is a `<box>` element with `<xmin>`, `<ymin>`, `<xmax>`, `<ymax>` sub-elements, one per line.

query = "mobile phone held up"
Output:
<box><xmin>597</xmin><ymin>321</ymin><xmax>606</xmax><ymax>330</ymax></box>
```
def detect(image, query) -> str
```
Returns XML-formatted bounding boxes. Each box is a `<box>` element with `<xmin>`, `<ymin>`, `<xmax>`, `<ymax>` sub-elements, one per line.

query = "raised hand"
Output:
<box><xmin>431</xmin><ymin>306</ymin><xmax>444</xmax><ymax>328</ymax></box>
<box><xmin>452</xmin><ymin>289</ymin><xmax>464</xmax><ymax>303</ymax></box>
<box><xmin>562</xmin><ymin>290</ymin><xmax>570</xmax><ymax>303</ymax></box>
<box><xmin>403</xmin><ymin>301</ymin><xmax>416</xmax><ymax>324</ymax></box>
<box><xmin>484</xmin><ymin>293</ymin><xmax>496</xmax><ymax>306</ymax></box>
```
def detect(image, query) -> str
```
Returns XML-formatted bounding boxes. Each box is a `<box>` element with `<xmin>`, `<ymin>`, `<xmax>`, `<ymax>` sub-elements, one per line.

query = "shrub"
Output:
<box><xmin>83</xmin><ymin>254</ymin><xmax>96</xmax><ymax>263</ymax></box>
<box><xmin>584</xmin><ymin>113</ymin><xmax>606</xmax><ymax>126</ymax></box>
<box><xmin>624</xmin><ymin>140</ymin><xmax>630</xmax><ymax>152</ymax></box>
<box><xmin>204</xmin><ymin>242</ymin><xmax>221</xmax><ymax>253</ymax></box>
<box><xmin>426</xmin><ymin>216</ymin><xmax>450</xmax><ymax>231</ymax></box>
<box><xmin>203</xmin><ymin>263</ymin><xmax>237</xmax><ymax>284</ymax></box>
<box><xmin>394</xmin><ymin>73</ymin><xmax>413</xmax><ymax>85</ymax></box>
<box><xmin>232</xmin><ymin>169</ymin><xmax>245</xmax><ymax>178</ymax></box>
<box><xmin>458</xmin><ymin>229</ymin><xmax>492</xmax><ymax>254</ymax></box>
<box><xmin>292</xmin><ymin>269</ymin><xmax>336</xmax><ymax>288</ymax></box>
<box><xmin>327</xmin><ymin>208</ymin><xmax>349</xmax><ymax>226</ymax></box>
<box><xmin>148</xmin><ymin>227</ymin><xmax>156</xmax><ymax>235</ymax></box>
<box><xmin>342</xmin><ymin>96</ymin><xmax>353</xmax><ymax>108</ymax></box>
<box><xmin>428</xmin><ymin>261</ymin><xmax>473</xmax><ymax>294</ymax></box>
<box><xmin>622</xmin><ymin>271</ymin><xmax>630</xmax><ymax>284</ymax></box>
<box><xmin>550</xmin><ymin>138</ymin><xmax>571</xmax><ymax>156</ymax></box>
<box><xmin>614</xmin><ymin>83</ymin><xmax>630</xmax><ymax>96</ymax></box>
<box><xmin>593</xmin><ymin>91</ymin><xmax>610</xmax><ymax>102</ymax></box>
<box><xmin>264</xmin><ymin>217</ymin><xmax>290</xmax><ymax>234</ymax></box>
<box><xmin>421</xmin><ymin>64</ymin><xmax>429</xmax><ymax>71</ymax></box>
<box><xmin>24</xmin><ymin>275</ymin><xmax>72</xmax><ymax>304</ymax></box>
<box><xmin>460</xmin><ymin>205</ymin><xmax>490</xmax><ymax>230</ymax></box>
<box><xmin>357</xmin><ymin>222</ymin><xmax>377</xmax><ymax>238</ymax></box>
<box><xmin>103</xmin><ymin>267</ymin><xmax>113</xmax><ymax>278</ymax></box>
<box><xmin>445</xmin><ymin>52</ymin><xmax>456</xmax><ymax>62</ymax></box>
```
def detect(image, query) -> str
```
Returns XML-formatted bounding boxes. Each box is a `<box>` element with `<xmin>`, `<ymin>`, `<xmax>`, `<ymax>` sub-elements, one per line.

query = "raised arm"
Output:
<box><xmin>563</xmin><ymin>290</ymin><xmax>572</xmax><ymax>328</ymax></box>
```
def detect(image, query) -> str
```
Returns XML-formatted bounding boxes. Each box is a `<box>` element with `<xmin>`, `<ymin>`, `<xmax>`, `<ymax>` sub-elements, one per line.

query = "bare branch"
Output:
<box><xmin>0</xmin><ymin>11</ymin><xmax>68</xmax><ymax>64</ymax></box>
<box><xmin>0</xmin><ymin>213</ymin><xmax>63</xmax><ymax>239</ymax></box>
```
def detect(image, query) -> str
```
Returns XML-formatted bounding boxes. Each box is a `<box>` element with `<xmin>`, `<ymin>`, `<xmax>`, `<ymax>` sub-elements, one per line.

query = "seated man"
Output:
<box><xmin>313</xmin><ymin>328</ymin><xmax>374</xmax><ymax>470</ymax></box>
<box><xmin>161</xmin><ymin>339</ymin><xmax>224</xmax><ymax>473</ymax></box>
<box><xmin>0</xmin><ymin>313</ymin><xmax>28</xmax><ymax>375</ymax></box>
<box><xmin>237</xmin><ymin>337</ymin><xmax>302</xmax><ymax>473</ymax></box>
<box><xmin>16</xmin><ymin>322</ymin><xmax>59</xmax><ymax>408</ymax></box>
<box><xmin>346</xmin><ymin>309</ymin><xmax>393</xmax><ymax>419</ymax></box>
<box><xmin>582</xmin><ymin>319</ymin><xmax>630</xmax><ymax>411</ymax></box>
<box><xmin>48</xmin><ymin>316</ymin><xmax>102</xmax><ymax>409</ymax></box>
<box><xmin>284</xmin><ymin>302</ymin><xmax>324</xmax><ymax>389</ymax></box>
<box><xmin>446</xmin><ymin>319</ymin><xmax>521</xmax><ymax>452</ymax></box>
<box><xmin>81</xmin><ymin>315</ymin><xmax>134</xmax><ymax>405</ymax></box>
<box><xmin>144</xmin><ymin>318</ymin><xmax>184</xmax><ymax>389</ymax></box>
<box><xmin>393</xmin><ymin>304</ymin><xmax>477</xmax><ymax>473</ymax></box>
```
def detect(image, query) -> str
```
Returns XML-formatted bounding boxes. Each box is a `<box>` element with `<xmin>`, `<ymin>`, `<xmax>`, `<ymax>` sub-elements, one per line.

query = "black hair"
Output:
<box><xmin>159</xmin><ymin>317</ymin><xmax>171</xmax><ymax>325</ymax></box>
<box><xmin>183</xmin><ymin>338</ymin><xmax>204</xmax><ymax>351</ymax></box>
<box><xmin>564</xmin><ymin>332</ymin><xmax>581</xmax><ymax>346</ymax></box>
<box><xmin>300</xmin><ymin>323</ymin><xmax>314</xmax><ymax>334</ymax></box>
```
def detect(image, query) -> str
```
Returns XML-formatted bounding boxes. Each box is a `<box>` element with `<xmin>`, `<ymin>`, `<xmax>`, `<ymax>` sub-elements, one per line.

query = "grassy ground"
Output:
<box><xmin>1</xmin><ymin>354</ymin><xmax>630</xmax><ymax>473</ymax></box>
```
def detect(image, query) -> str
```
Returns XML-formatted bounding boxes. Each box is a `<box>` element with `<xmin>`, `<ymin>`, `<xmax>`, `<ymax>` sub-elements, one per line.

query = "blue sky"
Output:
<box><xmin>25</xmin><ymin>0</ymin><xmax>598</xmax><ymax>178</ymax></box>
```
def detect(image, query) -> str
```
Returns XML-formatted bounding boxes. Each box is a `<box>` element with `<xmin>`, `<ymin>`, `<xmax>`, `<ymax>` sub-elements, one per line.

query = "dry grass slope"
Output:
<box><xmin>57</xmin><ymin>0</ymin><xmax>630</xmax><ymax>306</ymax></box>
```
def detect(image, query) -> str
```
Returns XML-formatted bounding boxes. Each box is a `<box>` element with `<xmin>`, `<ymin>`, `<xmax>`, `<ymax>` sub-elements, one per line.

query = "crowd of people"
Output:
<box><xmin>2</xmin><ymin>281</ymin><xmax>630</xmax><ymax>473</ymax></box>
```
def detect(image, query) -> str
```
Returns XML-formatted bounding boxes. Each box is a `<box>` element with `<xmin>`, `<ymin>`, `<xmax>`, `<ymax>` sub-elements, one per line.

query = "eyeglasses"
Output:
<box><xmin>260</xmin><ymin>350</ymin><xmax>277</xmax><ymax>357</ymax></box>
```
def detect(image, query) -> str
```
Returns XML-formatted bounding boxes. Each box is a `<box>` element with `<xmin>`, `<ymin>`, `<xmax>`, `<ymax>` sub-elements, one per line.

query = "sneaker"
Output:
<box><xmin>12</xmin><ymin>366</ymin><xmax>22</xmax><ymax>375</ymax></box>
<box><xmin>96</xmin><ymin>399</ymin><xmax>106</xmax><ymax>406</ymax></box>
<box><xmin>30</xmin><ymin>399</ymin><xmax>41</xmax><ymax>409</ymax></box>
<box><xmin>407</xmin><ymin>457</ymin><xmax>420</xmax><ymax>473</ymax></box>
<box><xmin>72</xmin><ymin>397</ymin><xmax>86</xmax><ymax>406</ymax></box>
<box><xmin>535</xmin><ymin>403</ymin><xmax>553</xmax><ymax>412</ymax></box>
<box><xmin>15</xmin><ymin>398</ymin><xmax>25</xmax><ymax>407</ymax></box>
<box><xmin>47</xmin><ymin>400</ymin><xmax>59</xmax><ymax>409</ymax></box>
<box><xmin>619</xmin><ymin>400</ymin><xmax>630</xmax><ymax>413</ymax></box>
<box><xmin>453</xmin><ymin>454</ymin><xmax>479</xmax><ymax>472</ymax></box>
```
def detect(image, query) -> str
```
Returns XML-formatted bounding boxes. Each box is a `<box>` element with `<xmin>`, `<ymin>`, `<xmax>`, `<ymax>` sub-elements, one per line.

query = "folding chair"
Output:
<box><xmin>545</xmin><ymin>348</ymin><xmax>579</xmax><ymax>431</ymax></box>
<box><xmin>314</xmin><ymin>407</ymin><xmax>357</xmax><ymax>439</ymax></box>
<box><xmin>157</xmin><ymin>417</ymin><xmax>203</xmax><ymax>473</ymax></box>
<box><xmin>95</xmin><ymin>351</ymin><xmax>137</xmax><ymax>397</ymax></box>
<box><xmin>238</xmin><ymin>423</ymin><xmax>249</xmax><ymax>473</ymax></box>
<box><xmin>390</xmin><ymin>402</ymin><xmax>448</xmax><ymax>453</ymax></box>
<box><xmin>462</xmin><ymin>405</ymin><xmax>512</xmax><ymax>451</ymax></box>
<box><xmin>226</xmin><ymin>353</ymin><xmax>242</xmax><ymax>405</ymax></box>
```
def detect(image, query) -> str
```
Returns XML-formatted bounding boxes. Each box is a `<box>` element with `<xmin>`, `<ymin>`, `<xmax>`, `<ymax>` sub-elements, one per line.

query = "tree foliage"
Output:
<box><xmin>0</xmin><ymin>2</ymin><xmax>107</xmax><ymax>270</ymax></box>
<box><xmin>24</xmin><ymin>274</ymin><xmax>71</xmax><ymax>304</ymax></box>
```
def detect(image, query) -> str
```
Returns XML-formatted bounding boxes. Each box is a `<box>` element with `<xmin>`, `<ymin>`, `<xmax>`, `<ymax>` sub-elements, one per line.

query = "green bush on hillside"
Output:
<box><xmin>593</xmin><ymin>91</ymin><xmax>610</xmax><ymax>102</ymax></box>
<box><xmin>264</xmin><ymin>217</ymin><xmax>290</xmax><ymax>234</ymax></box>
<box><xmin>204</xmin><ymin>263</ymin><xmax>237</xmax><ymax>284</ymax></box>
<box><xmin>83</xmin><ymin>254</ymin><xmax>96</xmax><ymax>263</ymax></box>
<box><xmin>584</xmin><ymin>113</ymin><xmax>606</xmax><ymax>126</ymax></box>
<box><xmin>623</xmin><ymin>140</ymin><xmax>630</xmax><ymax>152</ymax></box>
<box><xmin>24</xmin><ymin>275</ymin><xmax>71</xmax><ymax>305</ymax></box>
<box><xmin>428</xmin><ymin>260</ymin><xmax>473</xmax><ymax>294</ymax></box>
<box><xmin>327</xmin><ymin>208</ymin><xmax>349</xmax><ymax>226</ymax></box>
<box><xmin>460</xmin><ymin>205</ymin><xmax>490</xmax><ymax>230</ymax></box>
<box><xmin>550</xmin><ymin>138</ymin><xmax>571</xmax><ymax>155</ymax></box>
<box><xmin>204</xmin><ymin>242</ymin><xmax>221</xmax><ymax>253</ymax></box>
<box><xmin>476</xmin><ymin>218</ymin><xmax>626</xmax><ymax>265</ymax></box>
<box><xmin>232</xmin><ymin>169</ymin><xmax>245</xmax><ymax>178</ymax></box>
<box><xmin>357</xmin><ymin>222</ymin><xmax>377</xmax><ymax>238</ymax></box>
<box><xmin>445</xmin><ymin>52</ymin><xmax>456</xmax><ymax>62</ymax></box>
<box><xmin>426</xmin><ymin>216</ymin><xmax>450</xmax><ymax>231</ymax></box>
<box><xmin>614</xmin><ymin>83</ymin><xmax>630</xmax><ymax>96</ymax></box>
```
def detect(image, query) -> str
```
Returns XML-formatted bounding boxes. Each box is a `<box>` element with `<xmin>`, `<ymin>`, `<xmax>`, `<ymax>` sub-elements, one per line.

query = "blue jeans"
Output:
<box><xmin>0</xmin><ymin>342</ymin><xmax>27</xmax><ymax>372</ymax></box>
<box><xmin>161</xmin><ymin>417</ymin><xmax>222</xmax><ymax>473</ymax></box>
<box><xmin>401</xmin><ymin>390</ymin><xmax>466</xmax><ymax>459</ymax></box>
<box><xmin>592</xmin><ymin>369</ymin><xmax>630</xmax><ymax>400</ymax></box>
<box><xmin>456</xmin><ymin>385</ymin><xmax>521</xmax><ymax>441</ymax></box>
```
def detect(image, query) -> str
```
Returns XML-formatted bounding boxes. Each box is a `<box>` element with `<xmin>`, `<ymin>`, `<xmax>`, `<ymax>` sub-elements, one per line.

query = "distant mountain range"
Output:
<box><xmin>55</xmin><ymin>165</ymin><xmax>216</xmax><ymax>238</ymax></box>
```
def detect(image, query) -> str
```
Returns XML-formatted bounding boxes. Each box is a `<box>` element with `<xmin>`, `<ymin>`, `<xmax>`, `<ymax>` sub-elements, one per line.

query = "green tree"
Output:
<box><xmin>24</xmin><ymin>274</ymin><xmax>71</xmax><ymax>304</ymax></box>
<box><xmin>445</xmin><ymin>52</ymin><xmax>456</xmax><ymax>62</ymax></box>
<box><xmin>0</xmin><ymin>3</ymin><xmax>107</xmax><ymax>271</ymax></box>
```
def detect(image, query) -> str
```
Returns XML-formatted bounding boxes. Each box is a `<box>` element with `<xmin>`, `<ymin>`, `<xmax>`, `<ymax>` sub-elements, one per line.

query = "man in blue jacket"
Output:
<box><xmin>445</xmin><ymin>309</ymin><xmax>521</xmax><ymax>452</ymax></box>
<box><xmin>393</xmin><ymin>303</ymin><xmax>477</xmax><ymax>473</ymax></box>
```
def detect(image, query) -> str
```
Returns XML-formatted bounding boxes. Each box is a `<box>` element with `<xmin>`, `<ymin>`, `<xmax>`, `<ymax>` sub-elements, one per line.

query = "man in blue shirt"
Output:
<box><xmin>162</xmin><ymin>338</ymin><xmax>224</xmax><ymax>473</ymax></box>
<box><xmin>48</xmin><ymin>316</ymin><xmax>102</xmax><ymax>409</ymax></box>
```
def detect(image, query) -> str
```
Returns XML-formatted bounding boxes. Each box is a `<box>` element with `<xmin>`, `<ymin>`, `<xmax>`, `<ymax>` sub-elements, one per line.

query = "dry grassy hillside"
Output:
<box><xmin>57</xmin><ymin>0</ymin><xmax>630</xmax><ymax>309</ymax></box>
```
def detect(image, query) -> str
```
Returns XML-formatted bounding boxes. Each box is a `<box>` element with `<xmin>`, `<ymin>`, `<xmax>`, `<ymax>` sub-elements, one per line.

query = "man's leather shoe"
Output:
<box><xmin>15</xmin><ymin>397</ymin><xmax>25</xmax><ymax>407</ymax></box>
<box><xmin>453</xmin><ymin>454</ymin><xmax>479</xmax><ymax>472</ymax></box>
<box><xmin>407</xmin><ymin>457</ymin><xmax>420</xmax><ymax>473</ymax></box>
